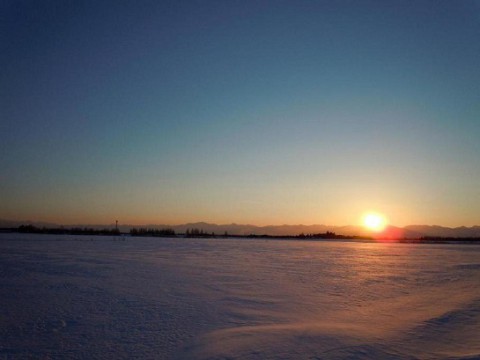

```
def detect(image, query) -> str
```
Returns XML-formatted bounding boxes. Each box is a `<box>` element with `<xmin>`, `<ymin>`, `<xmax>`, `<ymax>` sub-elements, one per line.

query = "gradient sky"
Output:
<box><xmin>2</xmin><ymin>0</ymin><xmax>480</xmax><ymax>227</ymax></box>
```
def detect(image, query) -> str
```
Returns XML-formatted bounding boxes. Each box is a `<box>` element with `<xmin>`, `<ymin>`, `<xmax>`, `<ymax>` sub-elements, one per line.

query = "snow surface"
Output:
<box><xmin>1</xmin><ymin>234</ymin><xmax>479</xmax><ymax>359</ymax></box>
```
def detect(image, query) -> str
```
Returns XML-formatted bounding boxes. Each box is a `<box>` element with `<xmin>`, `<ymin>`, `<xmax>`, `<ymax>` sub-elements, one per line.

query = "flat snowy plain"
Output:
<box><xmin>1</xmin><ymin>234</ymin><xmax>479</xmax><ymax>359</ymax></box>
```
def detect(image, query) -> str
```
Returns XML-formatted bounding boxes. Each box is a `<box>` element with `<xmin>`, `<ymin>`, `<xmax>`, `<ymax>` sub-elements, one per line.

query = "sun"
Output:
<box><xmin>363</xmin><ymin>213</ymin><xmax>387</xmax><ymax>232</ymax></box>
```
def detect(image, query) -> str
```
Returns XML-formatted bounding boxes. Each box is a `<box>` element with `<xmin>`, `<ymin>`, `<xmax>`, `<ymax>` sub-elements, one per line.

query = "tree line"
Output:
<box><xmin>17</xmin><ymin>225</ymin><xmax>120</xmax><ymax>235</ymax></box>
<box><xmin>130</xmin><ymin>228</ymin><xmax>175</xmax><ymax>237</ymax></box>
<box><xmin>185</xmin><ymin>228</ymin><xmax>220</xmax><ymax>237</ymax></box>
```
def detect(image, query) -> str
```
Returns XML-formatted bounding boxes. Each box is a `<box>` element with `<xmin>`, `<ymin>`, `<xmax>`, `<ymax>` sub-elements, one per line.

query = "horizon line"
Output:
<box><xmin>1</xmin><ymin>218</ymin><xmax>479</xmax><ymax>229</ymax></box>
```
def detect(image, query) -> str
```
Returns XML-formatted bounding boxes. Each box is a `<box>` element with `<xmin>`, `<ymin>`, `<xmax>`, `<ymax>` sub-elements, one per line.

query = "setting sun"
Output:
<box><xmin>363</xmin><ymin>213</ymin><xmax>387</xmax><ymax>232</ymax></box>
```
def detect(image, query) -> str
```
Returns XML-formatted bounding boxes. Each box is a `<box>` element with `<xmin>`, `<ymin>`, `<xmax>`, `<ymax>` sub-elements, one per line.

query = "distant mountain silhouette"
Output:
<box><xmin>404</xmin><ymin>225</ymin><xmax>480</xmax><ymax>238</ymax></box>
<box><xmin>1</xmin><ymin>219</ymin><xmax>479</xmax><ymax>239</ymax></box>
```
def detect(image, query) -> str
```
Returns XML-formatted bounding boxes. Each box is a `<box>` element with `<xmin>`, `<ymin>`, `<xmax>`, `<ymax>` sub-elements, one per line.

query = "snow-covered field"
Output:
<box><xmin>1</xmin><ymin>234</ymin><xmax>479</xmax><ymax>359</ymax></box>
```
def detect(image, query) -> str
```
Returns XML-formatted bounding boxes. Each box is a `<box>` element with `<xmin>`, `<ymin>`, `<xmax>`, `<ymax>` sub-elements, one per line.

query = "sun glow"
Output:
<box><xmin>363</xmin><ymin>213</ymin><xmax>387</xmax><ymax>232</ymax></box>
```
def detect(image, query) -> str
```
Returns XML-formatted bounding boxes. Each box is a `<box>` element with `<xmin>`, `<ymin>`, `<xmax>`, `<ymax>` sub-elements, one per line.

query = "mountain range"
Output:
<box><xmin>1</xmin><ymin>219</ymin><xmax>480</xmax><ymax>239</ymax></box>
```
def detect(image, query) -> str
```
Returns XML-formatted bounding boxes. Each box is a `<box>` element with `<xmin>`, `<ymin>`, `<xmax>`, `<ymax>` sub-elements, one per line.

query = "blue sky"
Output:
<box><xmin>1</xmin><ymin>0</ymin><xmax>480</xmax><ymax>226</ymax></box>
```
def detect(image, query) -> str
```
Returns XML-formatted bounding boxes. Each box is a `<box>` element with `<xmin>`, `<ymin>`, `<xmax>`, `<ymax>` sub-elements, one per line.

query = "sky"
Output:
<box><xmin>1</xmin><ymin>0</ymin><xmax>480</xmax><ymax>227</ymax></box>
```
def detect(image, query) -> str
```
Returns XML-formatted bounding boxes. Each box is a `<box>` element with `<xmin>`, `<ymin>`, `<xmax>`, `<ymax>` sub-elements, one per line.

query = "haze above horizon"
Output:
<box><xmin>2</xmin><ymin>1</ymin><xmax>480</xmax><ymax>227</ymax></box>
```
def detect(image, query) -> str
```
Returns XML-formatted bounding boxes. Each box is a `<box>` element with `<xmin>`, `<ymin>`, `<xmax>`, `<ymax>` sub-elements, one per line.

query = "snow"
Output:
<box><xmin>1</xmin><ymin>234</ymin><xmax>479</xmax><ymax>359</ymax></box>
